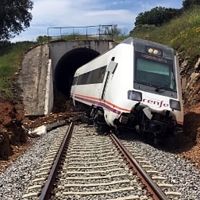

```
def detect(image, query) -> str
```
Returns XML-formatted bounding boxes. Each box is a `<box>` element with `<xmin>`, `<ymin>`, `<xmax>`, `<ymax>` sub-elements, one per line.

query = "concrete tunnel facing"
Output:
<box><xmin>54</xmin><ymin>47</ymin><xmax>100</xmax><ymax>97</ymax></box>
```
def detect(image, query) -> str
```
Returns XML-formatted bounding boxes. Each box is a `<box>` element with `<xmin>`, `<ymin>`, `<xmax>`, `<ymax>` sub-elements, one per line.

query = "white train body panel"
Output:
<box><xmin>71</xmin><ymin>37</ymin><xmax>183</xmax><ymax>135</ymax></box>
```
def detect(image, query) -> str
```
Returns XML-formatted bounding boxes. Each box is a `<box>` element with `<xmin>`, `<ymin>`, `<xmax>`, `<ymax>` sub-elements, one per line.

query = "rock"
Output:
<box><xmin>194</xmin><ymin>57</ymin><xmax>200</xmax><ymax>70</ymax></box>
<box><xmin>28</xmin><ymin>125</ymin><xmax>47</xmax><ymax>137</ymax></box>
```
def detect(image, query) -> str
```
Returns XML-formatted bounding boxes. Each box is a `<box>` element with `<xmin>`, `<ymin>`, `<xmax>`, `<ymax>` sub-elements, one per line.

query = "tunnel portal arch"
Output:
<box><xmin>54</xmin><ymin>48</ymin><xmax>100</xmax><ymax>97</ymax></box>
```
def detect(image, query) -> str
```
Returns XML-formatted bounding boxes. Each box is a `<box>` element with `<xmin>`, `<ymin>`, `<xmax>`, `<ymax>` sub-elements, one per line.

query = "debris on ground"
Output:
<box><xmin>25</xmin><ymin>120</ymin><xmax>66</xmax><ymax>137</ymax></box>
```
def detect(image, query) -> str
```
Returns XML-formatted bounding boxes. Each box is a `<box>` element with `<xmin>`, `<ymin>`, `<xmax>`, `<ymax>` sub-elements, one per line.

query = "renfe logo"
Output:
<box><xmin>143</xmin><ymin>99</ymin><xmax>169</xmax><ymax>108</ymax></box>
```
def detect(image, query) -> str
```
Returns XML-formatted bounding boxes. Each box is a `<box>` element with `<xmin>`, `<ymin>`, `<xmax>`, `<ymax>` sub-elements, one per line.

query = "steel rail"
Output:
<box><xmin>109</xmin><ymin>133</ymin><xmax>168</xmax><ymax>200</ymax></box>
<box><xmin>39</xmin><ymin>122</ymin><xmax>74</xmax><ymax>200</ymax></box>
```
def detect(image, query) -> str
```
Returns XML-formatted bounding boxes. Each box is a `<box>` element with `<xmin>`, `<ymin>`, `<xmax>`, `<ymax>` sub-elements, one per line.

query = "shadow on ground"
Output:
<box><xmin>144</xmin><ymin>112</ymin><xmax>198</xmax><ymax>153</ymax></box>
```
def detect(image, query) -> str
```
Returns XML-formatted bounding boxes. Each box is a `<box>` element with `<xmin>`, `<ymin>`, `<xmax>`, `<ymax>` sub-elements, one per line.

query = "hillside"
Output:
<box><xmin>130</xmin><ymin>6</ymin><xmax>200</xmax><ymax>68</ymax></box>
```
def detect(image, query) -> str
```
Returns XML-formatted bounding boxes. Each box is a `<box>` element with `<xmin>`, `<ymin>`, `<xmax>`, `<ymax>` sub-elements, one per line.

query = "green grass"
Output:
<box><xmin>0</xmin><ymin>41</ymin><xmax>37</xmax><ymax>99</ymax></box>
<box><xmin>130</xmin><ymin>6</ymin><xmax>200</xmax><ymax>63</ymax></box>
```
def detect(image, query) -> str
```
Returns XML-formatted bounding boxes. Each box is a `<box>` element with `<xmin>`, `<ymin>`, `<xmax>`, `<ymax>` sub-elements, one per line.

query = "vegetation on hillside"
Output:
<box><xmin>134</xmin><ymin>7</ymin><xmax>182</xmax><ymax>27</ymax></box>
<box><xmin>130</xmin><ymin>6</ymin><xmax>200</xmax><ymax>64</ymax></box>
<box><xmin>182</xmin><ymin>0</ymin><xmax>200</xmax><ymax>9</ymax></box>
<box><xmin>0</xmin><ymin>41</ymin><xmax>37</xmax><ymax>99</ymax></box>
<box><xmin>133</xmin><ymin>0</ymin><xmax>200</xmax><ymax>28</ymax></box>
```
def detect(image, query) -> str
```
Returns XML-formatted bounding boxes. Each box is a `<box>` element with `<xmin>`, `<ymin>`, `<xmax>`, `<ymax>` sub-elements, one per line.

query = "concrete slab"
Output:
<box><xmin>18</xmin><ymin>44</ymin><xmax>50</xmax><ymax>116</ymax></box>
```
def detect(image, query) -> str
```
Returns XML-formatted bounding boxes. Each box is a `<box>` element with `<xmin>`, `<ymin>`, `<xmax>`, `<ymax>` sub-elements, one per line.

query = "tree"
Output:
<box><xmin>100</xmin><ymin>25</ymin><xmax>122</xmax><ymax>38</ymax></box>
<box><xmin>36</xmin><ymin>36</ymin><xmax>52</xmax><ymax>43</ymax></box>
<box><xmin>0</xmin><ymin>0</ymin><xmax>33</xmax><ymax>41</ymax></box>
<box><xmin>182</xmin><ymin>0</ymin><xmax>200</xmax><ymax>10</ymax></box>
<box><xmin>135</xmin><ymin>7</ymin><xmax>181</xmax><ymax>27</ymax></box>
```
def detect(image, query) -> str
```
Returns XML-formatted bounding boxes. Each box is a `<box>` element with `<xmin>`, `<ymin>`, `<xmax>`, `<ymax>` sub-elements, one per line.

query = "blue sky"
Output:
<box><xmin>12</xmin><ymin>0</ymin><xmax>184</xmax><ymax>42</ymax></box>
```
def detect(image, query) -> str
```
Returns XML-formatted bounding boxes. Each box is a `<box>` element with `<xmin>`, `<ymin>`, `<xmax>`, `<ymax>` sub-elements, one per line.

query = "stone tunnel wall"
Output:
<box><xmin>18</xmin><ymin>44</ymin><xmax>51</xmax><ymax>116</ymax></box>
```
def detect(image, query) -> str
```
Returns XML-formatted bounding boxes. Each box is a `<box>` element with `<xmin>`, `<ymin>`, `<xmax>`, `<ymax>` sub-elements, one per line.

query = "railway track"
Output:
<box><xmin>22</xmin><ymin>122</ymin><xmax>181</xmax><ymax>200</ymax></box>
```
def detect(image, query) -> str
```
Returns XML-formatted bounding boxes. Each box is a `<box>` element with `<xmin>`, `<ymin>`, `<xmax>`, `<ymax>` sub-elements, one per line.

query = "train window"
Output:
<box><xmin>77</xmin><ymin>65</ymin><xmax>106</xmax><ymax>85</ymax></box>
<box><xmin>135</xmin><ymin>58</ymin><xmax>175</xmax><ymax>90</ymax></box>
<box><xmin>72</xmin><ymin>77</ymin><xmax>78</xmax><ymax>85</ymax></box>
<box><xmin>78</xmin><ymin>73</ymin><xmax>89</xmax><ymax>85</ymax></box>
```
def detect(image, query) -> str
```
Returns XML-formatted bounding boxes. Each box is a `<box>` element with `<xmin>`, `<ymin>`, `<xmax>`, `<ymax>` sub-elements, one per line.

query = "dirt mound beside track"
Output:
<box><xmin>0</xmin><ymin>99</ymin><xmax>26</xmax><ymax>158</ymax></box>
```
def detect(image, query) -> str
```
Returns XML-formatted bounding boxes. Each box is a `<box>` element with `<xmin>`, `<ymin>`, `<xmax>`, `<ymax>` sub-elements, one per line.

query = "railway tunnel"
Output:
<box><xmin>54</xmin><ymin>48</ymin><xmax>100</xmax><ymax>97</ymax></box>
<box><xmin>19</xmin><ymin>40</ymin><xmax>115</xmax><ymax>116</ymax></box>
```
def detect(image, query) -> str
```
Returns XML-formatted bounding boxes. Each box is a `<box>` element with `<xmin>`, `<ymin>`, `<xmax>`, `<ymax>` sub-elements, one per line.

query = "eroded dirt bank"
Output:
<box><xmin>0</xmin><ymin>99</ymin><xmax>26</xmax><ymax>159</ymax></box>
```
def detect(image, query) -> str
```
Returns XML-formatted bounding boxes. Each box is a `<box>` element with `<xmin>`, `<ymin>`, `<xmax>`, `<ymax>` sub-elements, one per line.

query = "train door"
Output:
<box><xmin>71</xmin><ymin>75</ymin><xmax>79</xmax><ymax>106</ymax></box>
<box><xmin>100</xmin><ymin>59</ymin><xmax>118</xmax><ymax>100</ymax></box>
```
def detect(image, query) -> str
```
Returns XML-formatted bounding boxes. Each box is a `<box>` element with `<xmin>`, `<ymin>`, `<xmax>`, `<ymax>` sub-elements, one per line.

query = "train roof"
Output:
<box><xmin>122</xmin><ymin>37</ymin><xmax>176</xmax><ymax>58</ymax></box>
<box><xmin>122</xmin><ymin>37</ymin><xmax>170</xmax><ymax>48</ymax></box>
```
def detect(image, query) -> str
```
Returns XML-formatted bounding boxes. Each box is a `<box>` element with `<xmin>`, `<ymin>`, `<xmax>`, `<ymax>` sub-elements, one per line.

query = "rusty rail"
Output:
<box><xmin>109</xmin><ymin>133</ymin><xmax>168</xmax><ymax>200</ymax></box>
<box><xmin>39</xmin><ymin>122</ymin><xmax>74</xmax><ymax>200</ymax></box>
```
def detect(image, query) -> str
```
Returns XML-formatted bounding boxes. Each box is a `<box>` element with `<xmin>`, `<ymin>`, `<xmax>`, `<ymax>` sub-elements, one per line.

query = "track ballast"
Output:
<box><xmin>22</xmin><ymin>123</ymin><xmax>181</xmax><ymax>200</ymax></box>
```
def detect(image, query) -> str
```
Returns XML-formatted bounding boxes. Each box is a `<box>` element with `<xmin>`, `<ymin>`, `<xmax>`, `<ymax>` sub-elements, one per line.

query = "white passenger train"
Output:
<box><xmin>71</xmin><ymin>37</ymin><xmax>183</xmax><ymax>138</ymax></box>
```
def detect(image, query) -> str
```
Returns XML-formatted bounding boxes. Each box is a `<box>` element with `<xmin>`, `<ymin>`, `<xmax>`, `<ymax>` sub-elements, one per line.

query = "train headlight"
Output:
<box><xmin>146</xmin><ymin>47</ymin><xmax>162</xmax><ymax>56</ymax></box>
<box><xmin>128</xmin><ymin>90</ymin><xmax>142</xmax><ymax>101</ymax></box>
<box><xmin>148</xmin><ymin>48</ymin><xmax>153</xmax><ymax>53</ymax></box>
<box><xmin>170</xmin><ymin>99</ymin><xmax>181</xmax><ymax>111</ymax></box>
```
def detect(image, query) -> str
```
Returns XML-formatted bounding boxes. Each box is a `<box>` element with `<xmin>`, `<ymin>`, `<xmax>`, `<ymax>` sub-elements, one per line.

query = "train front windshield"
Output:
<box><xmin>134</xmin><ymin>54</ymin><xmax>176</xmax><ymax>91</ymax></box>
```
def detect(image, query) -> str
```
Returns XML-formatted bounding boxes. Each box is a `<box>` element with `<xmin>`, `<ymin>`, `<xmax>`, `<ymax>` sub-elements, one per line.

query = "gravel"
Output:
<box><xmin>121</xmin><ymin>139</ymin><xmax>200</xmax><ymax>200</ymax></box>
<box><xmin>0</xmin><ymin>125</ymin><xmax>68</xmax><ymax>200</ymax></box>
<box><xmin>0</xmin><ymin>124</ymin><xmax>199</xmax><ymax>200</ymax></box>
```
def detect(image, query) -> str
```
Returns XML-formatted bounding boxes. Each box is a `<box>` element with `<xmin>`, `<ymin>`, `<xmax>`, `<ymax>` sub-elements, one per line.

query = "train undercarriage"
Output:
<box><xmin>81</xmin><ymin>103</ymin><xmax>183</xmax><ymax>145</ymax></box>
<box><xmin>115</xmin><ymin>104</ymin><xmax>183</xmax><ymax>144</ymax></box>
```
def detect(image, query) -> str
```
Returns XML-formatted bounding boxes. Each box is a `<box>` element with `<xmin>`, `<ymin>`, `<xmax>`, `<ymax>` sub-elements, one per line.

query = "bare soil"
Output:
<box><xmin>0</xmin><ymin>90</ymin><xmax>200</xmax><ymax>174</ymax></box>
<box><xmin>0</xmin><ymin>90</ymin><xmax>80</xmax><ymax>174</ymax></box>
<box><xmin>177</xmin><ymin>103</ymin><xmax>200</xmax><ymax>168</ymax></box>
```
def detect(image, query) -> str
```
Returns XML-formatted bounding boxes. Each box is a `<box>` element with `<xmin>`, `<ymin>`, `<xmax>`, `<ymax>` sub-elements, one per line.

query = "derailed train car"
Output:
<box><xmin>70</xmin><ymin>37</ymin><xmax>183</xmax><ymax>139</ymax></box>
